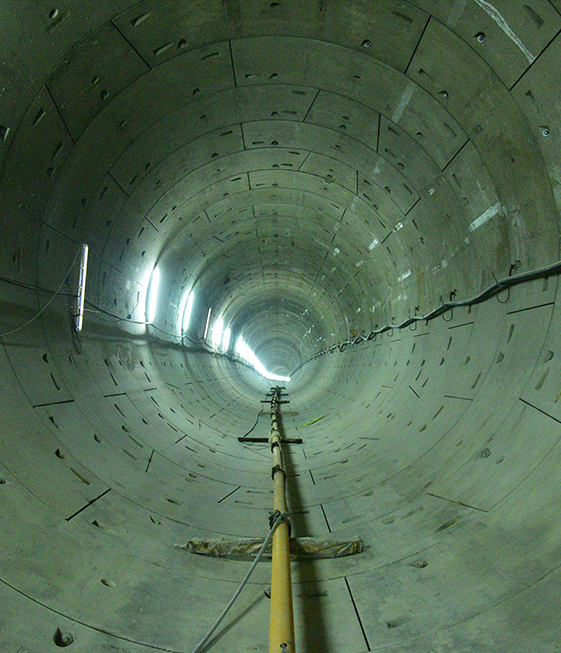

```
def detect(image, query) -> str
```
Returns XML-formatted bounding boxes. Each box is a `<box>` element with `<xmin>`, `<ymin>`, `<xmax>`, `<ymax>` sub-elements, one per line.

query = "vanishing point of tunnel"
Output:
<box><xmin>2</xmin><ymin>1</ymin><xmax>561</xmax><ymax>651</ymax></box>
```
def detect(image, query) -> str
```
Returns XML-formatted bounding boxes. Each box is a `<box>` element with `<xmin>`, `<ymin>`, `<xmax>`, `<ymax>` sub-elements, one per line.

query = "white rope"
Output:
<box><xmin>191</xmin><ymin>511</ymin><xmax>286</xmax><ymax>653</ymax></box>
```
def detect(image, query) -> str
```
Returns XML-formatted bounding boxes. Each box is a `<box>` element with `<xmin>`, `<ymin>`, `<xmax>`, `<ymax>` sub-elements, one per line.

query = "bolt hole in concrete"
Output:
<box><xmin>408</xmin><ymin>559</ymin><xmax>428</xmax><ymax>568</ymax></box>
<box><xmin>101</xmin><ymin>578</ymin><xmax>116</xmax><ymax>587</ymax></box>
<box><xmin>386</xmin><ymin>616</ymin><xmax>409</xmax><ymax>629</ymax></box>
<box><xmin>53</xmin><ymin>627</ymin><xmax>73</xmax><ymax>646</ymax></box>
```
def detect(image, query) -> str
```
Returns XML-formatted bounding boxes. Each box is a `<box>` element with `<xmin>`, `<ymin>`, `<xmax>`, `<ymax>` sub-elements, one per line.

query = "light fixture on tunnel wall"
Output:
<box><xmin>222</xmin><ymin>326</ymin><xmax>231</xmax><ymax>352</ymax></box>
<box><xmin>74</xmin><ymin>243</ymin><xmax>89</xmax><ymax>332</ymax></box>
<box><xmin>179</xmin><ymin>290</ymin><xmax>195</xmax><ymax>335</ymax></box>
<box><xmin>203</xmin><ymin>307</ymin><xmax>212</xmax><ymax>340</ymax></box>
<box><xmin>211</xmin><ymin>316</ymin><xmax>223</xmax><ymax>349</ymax></box>
<box><xmin>146</xmin><ymin>266</ymin><xmax>160</xmax><ymax>324</ymax></box>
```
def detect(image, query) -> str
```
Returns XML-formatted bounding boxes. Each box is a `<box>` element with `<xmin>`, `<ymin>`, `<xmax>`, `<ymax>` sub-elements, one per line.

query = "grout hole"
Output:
<box><xmin>53</xmin><ymin>627</ymin><xmax>73</xmax><ymax>647</ymax></box>
<box><xmin>408</xmin><ymin>559</ymin><xmax>427</xmax><ymax>568</ymax></box>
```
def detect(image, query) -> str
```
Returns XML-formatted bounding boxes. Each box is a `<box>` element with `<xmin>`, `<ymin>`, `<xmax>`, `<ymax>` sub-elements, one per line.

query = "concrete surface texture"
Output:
<box><xmin>1</xmin><ymin>1</ymin><xmax>561</xmax><ymax>651</ymax></box>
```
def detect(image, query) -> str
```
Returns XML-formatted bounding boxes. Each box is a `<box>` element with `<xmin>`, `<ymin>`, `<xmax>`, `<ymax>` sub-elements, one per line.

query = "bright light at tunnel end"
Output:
<box><xmin>235</xmin><ymin>335</ymin><xmax>291</xmax><ymax>383</ymax></box>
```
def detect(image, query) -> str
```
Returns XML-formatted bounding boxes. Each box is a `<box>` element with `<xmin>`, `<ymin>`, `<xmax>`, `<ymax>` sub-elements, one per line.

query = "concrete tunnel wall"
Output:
<box><xmin>1</xmin><ymin>1</ymin><xmax>561</xmax><ymax>651</ymax></box>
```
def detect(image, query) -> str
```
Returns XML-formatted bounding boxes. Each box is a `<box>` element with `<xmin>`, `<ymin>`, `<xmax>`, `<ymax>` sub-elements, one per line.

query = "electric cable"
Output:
<box><xmin>0</xmin><ymin>247</ymin><xmax>82</xmax><ymax>339</ymax></box>
<box><xmin>291</xmin><ymin>258</ymin><xmax>561</xmax><ymax>375</ymax></box>
<box><xmin>0</xmin><ymin>273</ymin><xmax>76</xmax><ymax>297</ymax></box>
<box><xmin>239</xmin><ymin>412</ymin><xmax>262</xmax><ymax>439</ymax></box>
<box><xmin>237</xmin><ymin>412</ymin><xmax>272</xmax><ymax>457</ymax></box>
<box><xmin>84</xmin><ymin>301</ymin><xmax>202</xmax><ymax>344</ymax></box>
<box><xmin>84</xmin><ymin>297</ymin><xmax>263</xmax><ymax>377</ymax></box>
<box><xmin>190</xmin><ymin>510</ymin><xmax>287</xmax><ymax>653</ymax></box>
<box><xmin>7</xmin><ymin>247</ymin><xmax>559</xmax><ymax>381</ymax></box>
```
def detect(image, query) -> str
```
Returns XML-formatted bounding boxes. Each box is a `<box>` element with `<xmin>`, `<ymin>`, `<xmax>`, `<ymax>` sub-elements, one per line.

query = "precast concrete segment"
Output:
<box><xmin>1</xmin><ymin>2</ymin><xmax>561</xmax><ymax>652</ymax></box>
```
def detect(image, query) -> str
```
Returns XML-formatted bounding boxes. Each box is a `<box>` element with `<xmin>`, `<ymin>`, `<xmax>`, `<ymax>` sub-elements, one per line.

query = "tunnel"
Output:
<box><xmin>2</xmin><ymin>1</ymin><xmax>561</xmax><ymax>651</ymax></box>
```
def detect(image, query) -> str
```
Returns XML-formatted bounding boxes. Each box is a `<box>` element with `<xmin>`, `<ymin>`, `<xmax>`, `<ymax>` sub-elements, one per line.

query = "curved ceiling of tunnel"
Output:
<box><xmin>4</xmin><ymin>2</ymin><xmax>561</xmax><ymax>652</ymax></box>
<box><xmin>27</xmin><ymin>0</ymin><xmax>559</xmax><ymax>375</ymax></box>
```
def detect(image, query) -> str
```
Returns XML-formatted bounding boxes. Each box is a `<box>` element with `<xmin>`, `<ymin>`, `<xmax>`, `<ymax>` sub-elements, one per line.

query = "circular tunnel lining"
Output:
<box><xmin>1</xmin><ymin>3</ymin><xmax>561</xmax><ymax>652</ymax></box>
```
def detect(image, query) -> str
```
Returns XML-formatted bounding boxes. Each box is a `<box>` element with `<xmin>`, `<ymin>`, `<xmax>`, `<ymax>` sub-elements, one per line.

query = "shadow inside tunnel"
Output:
<box><xmin>279</xmin><ymin>410</ymin><xmax>332</xmax><ymax>653</ymax></box>
<box><xmin>196</xmin><ymin>399</ymin><xmax>333</xmax><ymax>653</ymax></box>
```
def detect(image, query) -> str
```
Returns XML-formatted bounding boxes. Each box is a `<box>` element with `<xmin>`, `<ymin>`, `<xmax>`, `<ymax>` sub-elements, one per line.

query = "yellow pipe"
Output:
<box><xmin>268</xmin><ymin>392</ymin><xmax>296</xmax><ymax>653</ymax></box>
